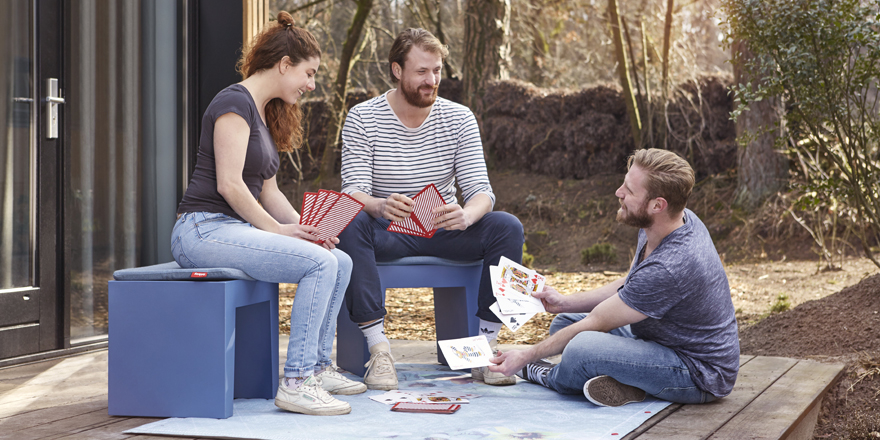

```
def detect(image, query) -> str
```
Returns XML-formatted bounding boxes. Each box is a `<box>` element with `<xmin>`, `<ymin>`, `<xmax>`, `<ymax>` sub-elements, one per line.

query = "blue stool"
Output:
<box><xmin>108</xmin><ymin>262</ymin><xmax>279</xmax><ymax>419</ymax></box>
<box><xmin>336</xmin><ymin>257</ymin><xmax>482</xmax><ymax>376</ymax></box>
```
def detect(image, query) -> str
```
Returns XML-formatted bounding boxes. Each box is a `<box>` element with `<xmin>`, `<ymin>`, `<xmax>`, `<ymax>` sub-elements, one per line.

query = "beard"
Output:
<box><xmin>616</xmin><ymin>199</ymin><xmax>654</xmax><ymax>229</ymax></box>
<box><xmin>400</xmin><ymin>80</ymin><xmax>438</xmax><ymax>108</ymax></box>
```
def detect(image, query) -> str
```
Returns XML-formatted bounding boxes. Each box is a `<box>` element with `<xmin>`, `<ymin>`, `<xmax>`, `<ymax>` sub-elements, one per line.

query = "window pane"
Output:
<box><xmin>0</xmin><ymin>0</ymin><xmax>34</xmax><ymax>290</ymax></box>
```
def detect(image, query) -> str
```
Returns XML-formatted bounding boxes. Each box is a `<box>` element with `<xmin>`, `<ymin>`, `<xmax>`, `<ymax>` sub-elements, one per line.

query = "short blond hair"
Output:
<box><xmin>627</xmin><ymin>149</ymin><xmax>695</xmax><ymax>215</ymax></box>
<box><xmin>388</xmin><ymin>28</ymin><xmax>449</xmax><ymax>83</ymax></box>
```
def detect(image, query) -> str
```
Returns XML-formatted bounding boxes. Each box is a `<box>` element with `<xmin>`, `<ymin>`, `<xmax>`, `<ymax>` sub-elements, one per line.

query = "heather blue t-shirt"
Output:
<box><xmin>618</xmin><ymin>209</ymin><xmax>739</xmax><ymax>397</ymax></box>
<box><xmin>177</xmin><ymin>84</ymin><xmax>280</xmax><ymax>221</ymax></box>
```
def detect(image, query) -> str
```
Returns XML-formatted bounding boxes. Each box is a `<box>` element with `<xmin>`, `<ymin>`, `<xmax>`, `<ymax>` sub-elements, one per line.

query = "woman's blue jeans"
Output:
<box><xmin>171</xmin><ymin>212</ymin><xmax>352</xmax><ymax>379</ymax></box>
<box><xmin>546</xmin><ymin>313</ymin><xmax>717</xmax><ymax>404</ymax></box>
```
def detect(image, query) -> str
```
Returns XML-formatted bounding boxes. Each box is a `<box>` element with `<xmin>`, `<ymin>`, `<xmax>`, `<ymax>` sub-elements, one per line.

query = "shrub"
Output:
<box><xmin>721</xmin><ymin>0</ymin><xmax>880</xmax><ymax>270</ymax></box>
<box><xmin>769</xmin><ymin>293</ymin><xmax>791</xmax><ymax>314</ymax></box>
<box><xmin>581</xmin><ymin>243</ymin><xmax>616</xmax><ymax>265</ymax></box>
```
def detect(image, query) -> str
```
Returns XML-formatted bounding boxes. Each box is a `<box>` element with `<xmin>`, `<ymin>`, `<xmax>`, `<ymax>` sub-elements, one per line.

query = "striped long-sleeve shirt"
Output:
<box><xmin>340</xmin><ymin>91</ymin><xmax>495</xmax><ymax>208</ymax></box>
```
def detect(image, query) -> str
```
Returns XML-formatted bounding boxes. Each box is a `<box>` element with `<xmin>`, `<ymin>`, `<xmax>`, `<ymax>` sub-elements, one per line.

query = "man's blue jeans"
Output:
<box><xmin>337</xmin><ymin>211</ymin><xmax>524</xmax><ymax>323</ymax></box>
<box><xmin>546</xmin><ymin>313</ymin><xmax>717</xmax><ymax>404</ymax></box>
<box><xmin>171</xmin><ymin>212</ymin><xmax>352</xmax><ymax>379</ymax></box>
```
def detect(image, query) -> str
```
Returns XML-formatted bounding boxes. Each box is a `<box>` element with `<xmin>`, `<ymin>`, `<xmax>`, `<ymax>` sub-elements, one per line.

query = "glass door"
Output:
<box><xmin>64</xmin><ymin>0</ymin><xmax>181</xmax><ymax>343</ymax></box>
<box><xmin>0</xmin><ymin>0</ymin><xmax>40</xmax><ymax>359</ymax></box>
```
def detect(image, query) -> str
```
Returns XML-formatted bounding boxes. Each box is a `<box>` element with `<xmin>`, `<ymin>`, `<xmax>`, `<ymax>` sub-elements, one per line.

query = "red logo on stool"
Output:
<box><xmin>191</xmin><ymin>271</ymin><xmax>208</xmax><ymax>278</ymax></box>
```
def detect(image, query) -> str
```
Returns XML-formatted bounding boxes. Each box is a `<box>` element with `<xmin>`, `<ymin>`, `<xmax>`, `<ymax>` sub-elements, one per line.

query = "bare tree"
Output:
<box><xmin>462</xmin><ymin>0</ymin><xmax>511</xmax><ymax>123</ymax></box>
<box><xmin>317</xmin><ymin>0</ymin><xmax>374</xmax><ymax>183</ymax></box>
<box><xmin>608</xmin><ymin>0</ymin><xmax>641</xmax><ymax>146</ymax></box>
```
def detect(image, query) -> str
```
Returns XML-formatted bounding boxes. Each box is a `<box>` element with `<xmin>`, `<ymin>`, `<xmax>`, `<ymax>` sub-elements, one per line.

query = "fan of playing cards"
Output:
<box><xmin>387</xmin><ymin>184</ymin><xmax>446</xmax><ymax>238</ymax></box>
<box><xmin>490</xmin><ymin>256</ymin><xmax>547</xmax><ymax>332</ymax></box>
<box><xmin>299</xmin><ymin>189</ymin><xmax>364</xmax><ymax>243</ymax></box>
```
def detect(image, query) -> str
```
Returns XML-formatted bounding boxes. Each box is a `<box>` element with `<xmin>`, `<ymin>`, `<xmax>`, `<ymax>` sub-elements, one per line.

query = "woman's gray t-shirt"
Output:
<box><xmin>617</xmin><ymin>209</ymin><xmax>739</xmax><ymax>397</ymax></box>
<box><xmin>177</xmin><ymin>84</ymin><xmax>279</xmax><ymax>221</ymax></box>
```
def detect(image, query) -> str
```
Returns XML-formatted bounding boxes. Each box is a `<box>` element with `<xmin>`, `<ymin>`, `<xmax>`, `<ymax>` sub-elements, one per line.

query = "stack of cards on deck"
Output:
<box><xmin>387</xmin><ymin>184</ymin><xmax>446</xmax><ymax>238</ymax></box>
<box><xmin>390</xmin><ymin>402</ymin><xmax>461</xmax><ymax>414</ymax></box>
<box><xmin>490</xmin><ymin>256</ymin><xmax>547</xmax><ymax>332</ymax></box>
<box><xmin>370</xmin><ymin>390</ymin><xmax>478</xmax><ymax>405</ymax></box>
<box><xmin>299</xmin><ymin>189</ymin><xmax>364</xmax><ymax>242</ymax></box>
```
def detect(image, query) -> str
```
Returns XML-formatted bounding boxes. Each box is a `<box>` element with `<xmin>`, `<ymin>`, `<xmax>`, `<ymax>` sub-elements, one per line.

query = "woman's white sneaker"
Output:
<box><xmin>274</xmin><ymin>375</ymin><xmax>351</xmax><ymax>415</ymax></box>
<box><xmin>316</xmin><ymin>365</ymin><xmax>367</xmax><ymax>395</ymax></box>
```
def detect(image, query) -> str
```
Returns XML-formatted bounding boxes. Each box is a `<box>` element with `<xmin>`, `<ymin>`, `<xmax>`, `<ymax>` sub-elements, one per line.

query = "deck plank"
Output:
<box><xmin>635</xmin><ymin>356</ymin><xmax>798</xmax><ymax>439</ymax></box>
<box><xmin>624</xmin><ymin>355</ymin><xmax>758</xmax><ymax>440</ymax></box>
<box><xmin>708</xmin><ymin>360</ymin><xmax>844</xmax><ymax>440</ymax></box>
<box><xmin>0</xmin><ymin>397</ymin><xmax>108</xmax><ymax>436</ymax></box>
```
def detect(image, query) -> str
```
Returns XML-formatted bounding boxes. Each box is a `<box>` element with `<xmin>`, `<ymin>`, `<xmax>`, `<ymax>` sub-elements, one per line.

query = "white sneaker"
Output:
<box><xmin>316</xmin><ymin>365</ymin><xmax>367</xmax><ymax>395</ymax></box>
<box><xmin>472</xmin><ymin>340</ymin><xmax>516</xmax><ymax>386</ymax></box>
<box><xmin>364</xmin><ymin>342</ymin><xmax>398</xmax><ymax>391</ymax></box>
<box><xmin>274</xmin><ymin>375</ymin><xmax>351</xmax><ymax>415</ymax></box>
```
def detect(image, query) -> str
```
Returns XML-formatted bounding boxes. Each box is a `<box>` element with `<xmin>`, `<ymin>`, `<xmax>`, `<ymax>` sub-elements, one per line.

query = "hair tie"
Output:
<box><xmin>285</xmin><ymin>23</ymin><xmax>293</xmax><ymax>28</ymax></box>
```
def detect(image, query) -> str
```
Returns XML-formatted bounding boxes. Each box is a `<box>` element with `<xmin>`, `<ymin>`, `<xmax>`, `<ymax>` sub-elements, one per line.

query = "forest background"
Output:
<box><xmin>268</xmin><ymin>1</ymin><xmax>880</xmax><ymax>438</ymax></box>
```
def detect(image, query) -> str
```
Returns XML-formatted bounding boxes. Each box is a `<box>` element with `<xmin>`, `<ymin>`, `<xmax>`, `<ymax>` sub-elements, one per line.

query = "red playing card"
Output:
<box><xmin>313</xmin><ymin>192</ymin><xmax>364</xmax><ymax>241</ymax></box>
<box><xmin>308</xmin><ymin>190</ymin><xmax>333</xmax><ymax>226</ymax></box>
<box><xmin>388</xmin><ymin>220</ymin><xmax>430</xmax><ymax>237</ymax></box>
<box><xmin>300</xmin><ymin>192</ymin><xmax>318</xmax><ymax>225</ymax></box>
<box><xmin>310</xmin><ymin>190</ymin><xmax>341</xmax><ymax>227</ymax></box>
<box><xmin>386</xmin><ymin>184</ymin><xmax>446</xmax><ymax>237</ymax></box>
<box><xmin>410</xmin><ymin>184</ymin><xmax>445</xmax><ymax>236</ymax></box>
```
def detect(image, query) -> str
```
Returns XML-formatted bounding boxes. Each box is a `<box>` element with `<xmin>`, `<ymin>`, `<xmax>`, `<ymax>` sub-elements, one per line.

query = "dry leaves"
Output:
<box><xmin>279</xmin><ymin>271</ymin><xmax>622</xmax><ymax>345</ymax></box>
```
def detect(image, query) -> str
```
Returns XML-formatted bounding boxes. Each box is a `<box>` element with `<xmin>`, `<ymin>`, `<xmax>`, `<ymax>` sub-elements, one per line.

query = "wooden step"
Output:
<box><xmin>627</xmin><ymin>355</ymin><xmax>845</xmax><ymax>440</ymax></box>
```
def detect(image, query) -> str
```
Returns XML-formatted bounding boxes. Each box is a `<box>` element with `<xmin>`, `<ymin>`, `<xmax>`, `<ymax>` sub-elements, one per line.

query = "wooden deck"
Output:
<box><xmin>0</xmin><ymin>339</ymin><xmax>843</xmax><ymax>440</ymax></box>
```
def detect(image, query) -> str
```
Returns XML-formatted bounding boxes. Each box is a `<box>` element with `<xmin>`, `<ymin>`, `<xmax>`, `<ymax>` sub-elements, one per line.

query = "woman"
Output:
<box><xmin>172</xmin><ymin>12</ymin><xmax>363</xmax><ymax>416</ymax></box>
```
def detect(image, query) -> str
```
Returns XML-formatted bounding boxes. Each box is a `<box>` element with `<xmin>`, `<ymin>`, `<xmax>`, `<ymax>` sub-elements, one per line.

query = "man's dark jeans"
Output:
<box><xmin>337</xmin><ymin>211</ymin><xmax>524</xmax><ymax>323</ymax></box>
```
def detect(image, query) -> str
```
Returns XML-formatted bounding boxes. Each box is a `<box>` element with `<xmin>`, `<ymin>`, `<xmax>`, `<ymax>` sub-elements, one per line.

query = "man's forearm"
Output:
<box><xmin>350</xmin><ymin>191</ymin><xmax>385</xmax><ymax>218</ymax></box>
<box><xmin>461</xmin><ymin>193</ymin><xmax>493</xmax><ymax>225</ymax></box>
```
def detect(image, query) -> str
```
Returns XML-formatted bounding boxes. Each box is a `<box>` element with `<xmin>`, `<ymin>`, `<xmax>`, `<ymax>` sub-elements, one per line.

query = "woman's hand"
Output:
<box><xmin>277</xmin><ymin>223</ymin><xmax>321</xmax><ymax>242</ymax></box>
<box><xmin>277</xmin><ymin>223</ymin><xmax>339</xmax><ymax>251</ymax></box>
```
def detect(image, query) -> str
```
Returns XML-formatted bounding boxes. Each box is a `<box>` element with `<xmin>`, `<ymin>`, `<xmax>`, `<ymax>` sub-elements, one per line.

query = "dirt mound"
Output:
<box><xmin>739</xmin><ymin>273</ymin><xmax>880</xmax><ymax>357</ymax></box>
<box><xmin>739</xmin><ymin>273</ymin><xmax>880</xmax><ymax>439</ymax></box>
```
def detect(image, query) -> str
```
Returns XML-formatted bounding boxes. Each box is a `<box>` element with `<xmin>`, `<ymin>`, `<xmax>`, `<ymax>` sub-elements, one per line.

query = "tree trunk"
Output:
<box><xmin>462</xmin><ymin>0</ymin><xmax>511</xmax><ymax>126</ymax></box>
<box><xmin>316</xmin><ymin>0</ymin><xmax>374</xmax><ymax>184</ymax></box>
<box><xmin>608</xmin><ymin>0</ymin><xmax>642</xmax><ymax>147</ymax></box>
<box><xmin>733</xmin><ymin>41</ymin><xmax>788</xmax><ymax>210</ymax></box>
<box><xmin>660</xmin><ymin>0</ymin><xmax>673</xmax><ymax>149</ymax></box>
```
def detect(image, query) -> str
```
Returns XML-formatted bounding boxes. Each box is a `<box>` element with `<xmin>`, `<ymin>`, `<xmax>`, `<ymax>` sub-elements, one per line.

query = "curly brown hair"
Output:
<box><xmin>236</xmin><ymin>11</ymin><xmax>321</xmax><ymax>152</ymax></box>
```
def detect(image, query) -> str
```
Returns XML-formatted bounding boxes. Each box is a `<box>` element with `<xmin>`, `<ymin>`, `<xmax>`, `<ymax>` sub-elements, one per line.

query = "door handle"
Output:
<box><xmin>45</xmin><ymin>78</ymin><xmax>65</xmax><ymax>139</ymax></box>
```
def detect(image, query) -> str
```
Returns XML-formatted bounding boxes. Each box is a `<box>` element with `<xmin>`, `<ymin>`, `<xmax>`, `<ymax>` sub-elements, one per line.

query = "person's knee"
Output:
<box><xmin>333</xmin><ymin>249</ymin><xmax>353</xmax><ymax>275</ymax></box>
<box><xmin>491</xmin><ymin>211</ymin><xmax>524</xmax><ymax>237</ymax></box>
<box><xmin>561</xmin><ymin>331</ymin><xmax>617</xmax><ymax>365</ymax></box>
<box><xmin>307</xmin><ymin>249</ymin><xmax>339</xmax><ymax>276</ymax></box>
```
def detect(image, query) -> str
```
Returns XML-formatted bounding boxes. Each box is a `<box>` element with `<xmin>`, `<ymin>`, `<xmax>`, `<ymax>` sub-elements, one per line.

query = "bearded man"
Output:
<box><xmin>489</xmin><ymin>148</ymin><xmax>740</xmax><ymax>407</ymax></box>
<box><xmin>337</xmin><ymin>28</ymin><xmax>524</xmax><ymax>390</ymax></box>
